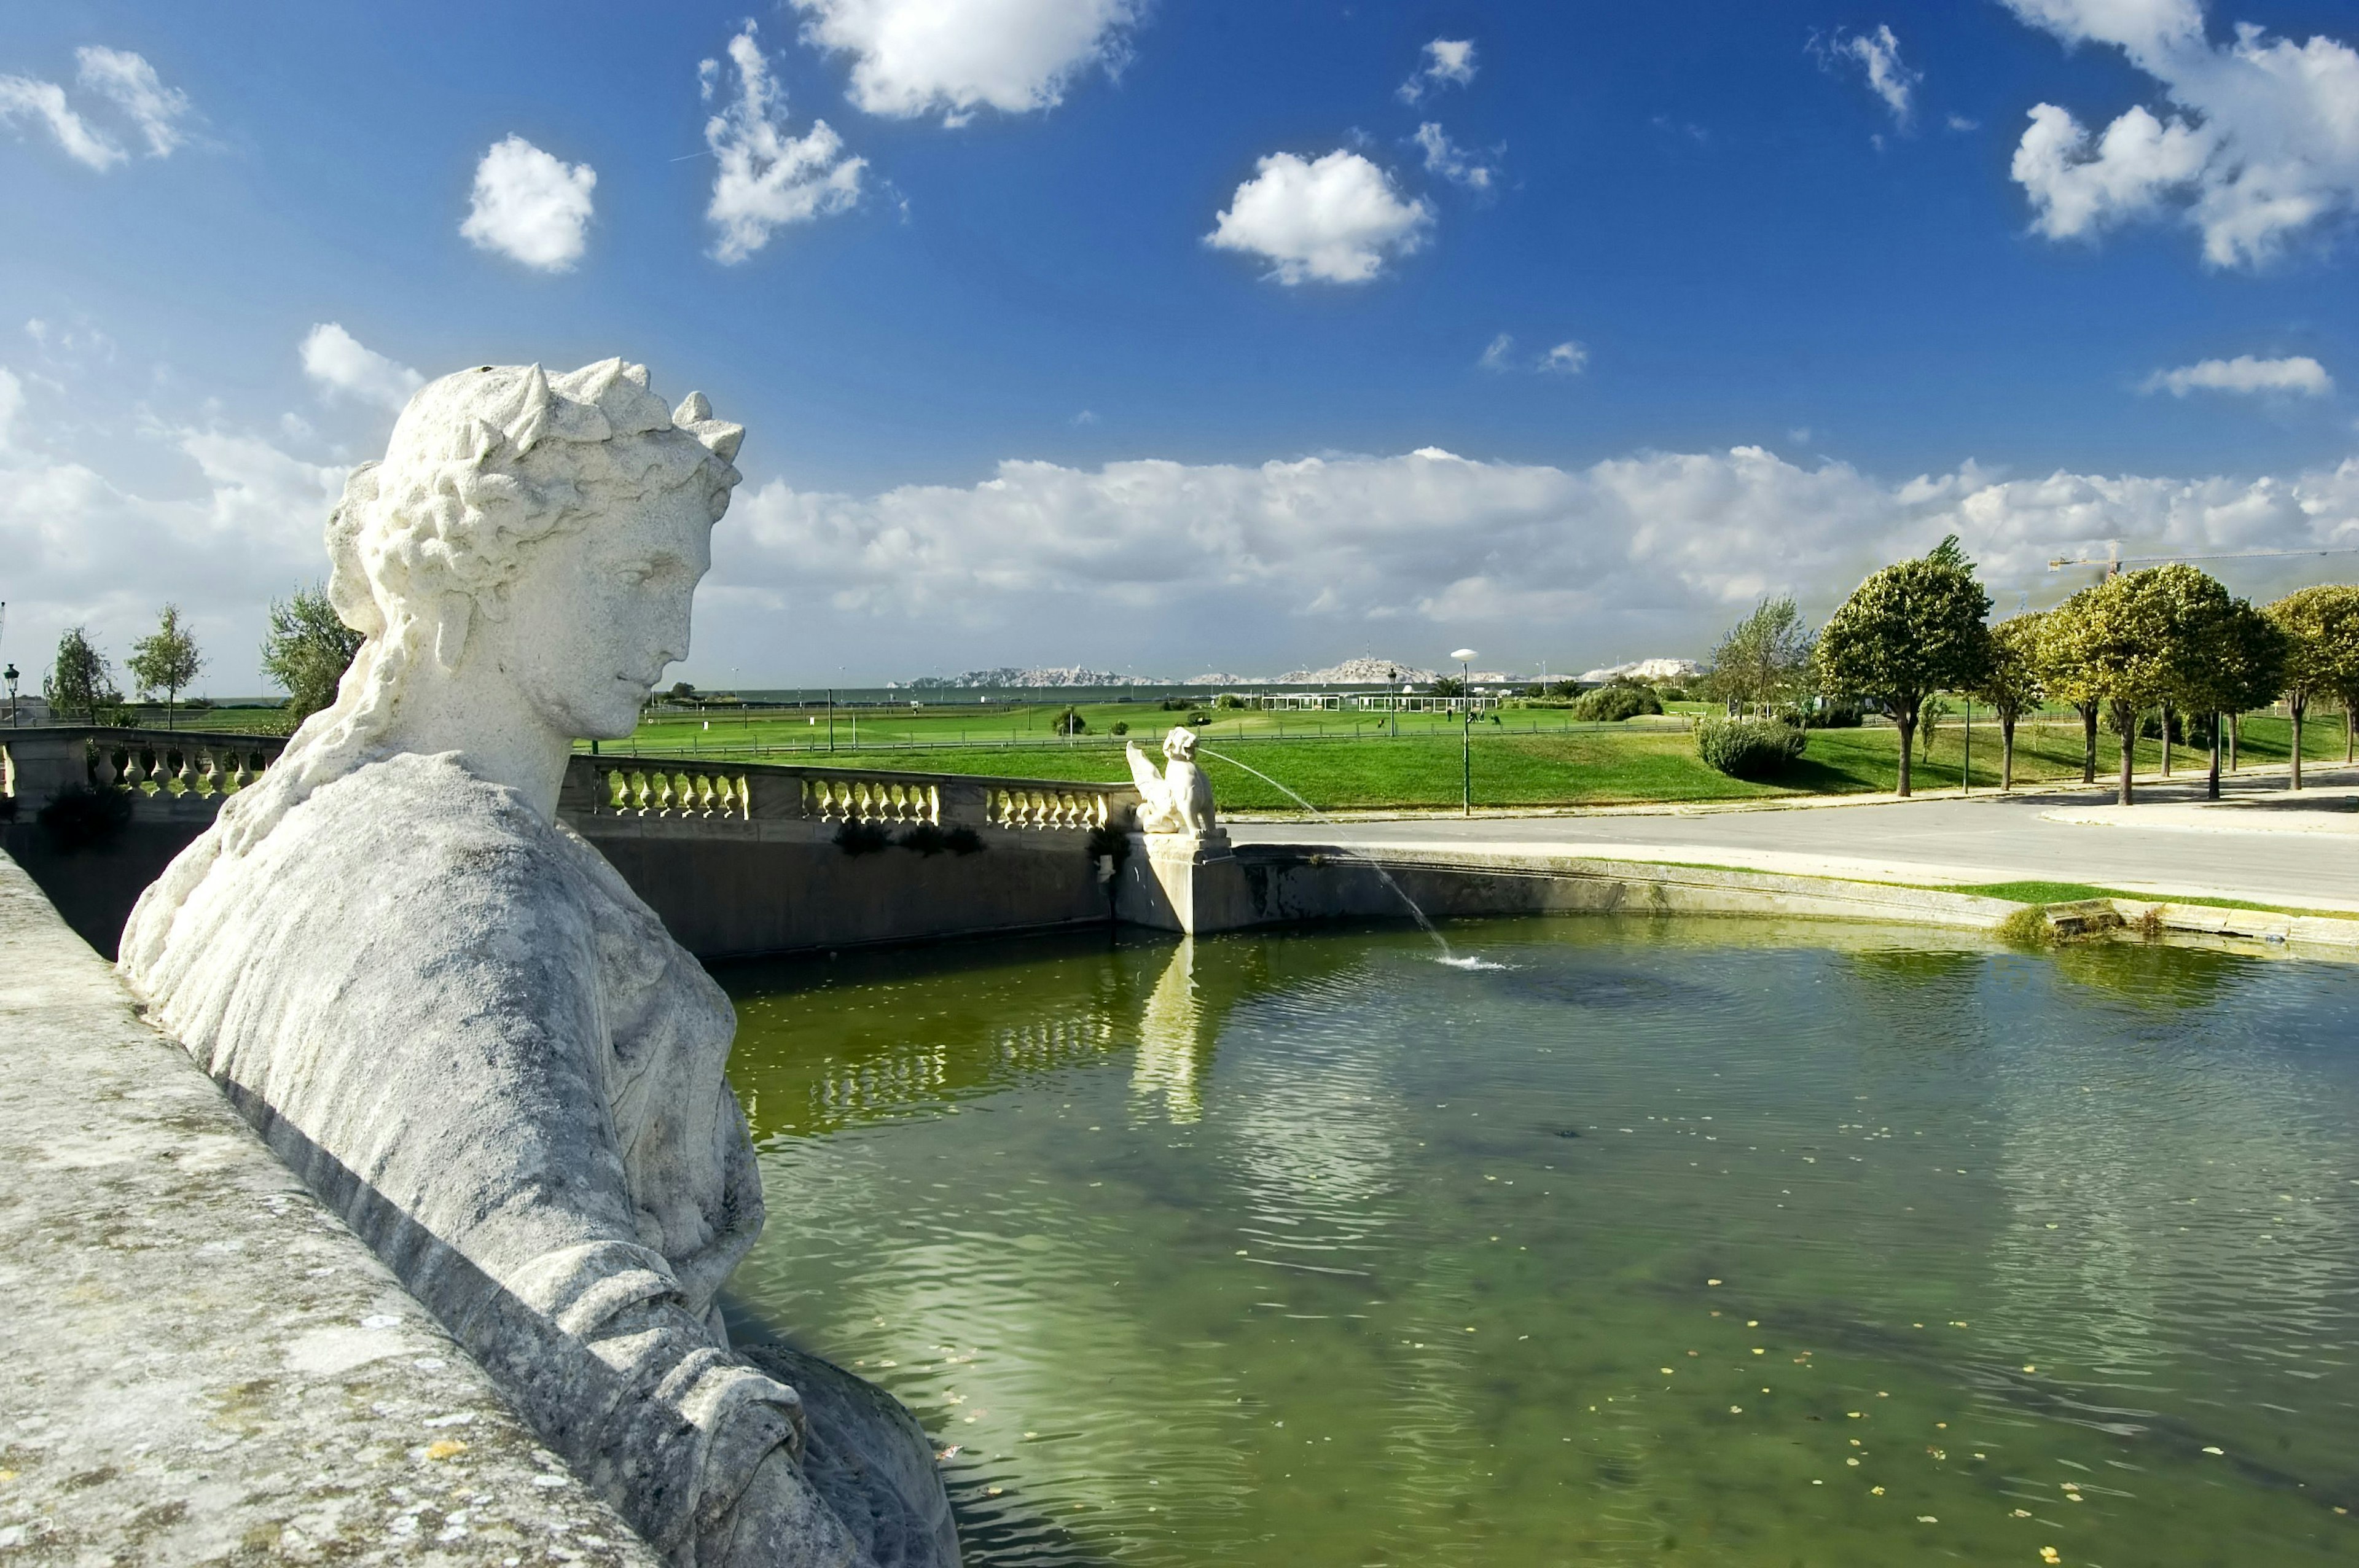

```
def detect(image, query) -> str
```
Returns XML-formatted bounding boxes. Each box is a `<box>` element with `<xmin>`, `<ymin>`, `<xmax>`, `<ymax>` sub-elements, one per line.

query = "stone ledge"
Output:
<box><xmin>0</xmin><ymin>849</ymin><xmax>657</xmax><ymax>1566</ymax></box>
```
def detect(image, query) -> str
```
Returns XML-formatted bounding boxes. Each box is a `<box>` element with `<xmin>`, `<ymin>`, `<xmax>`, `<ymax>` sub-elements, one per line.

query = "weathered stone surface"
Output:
<box><xmin>111</xmin><ymin>360</ymin><xmax>955</xmax><ymax>1567</ymax></box>
<box><xmin>0</xmin><ymin>847</ymin><xmax>657</xmax><ymax>1566</ymax></box>
<box><xmin>1125</xmin><ymin>727</ymin><xmax>1215</xmax><ymax>837</ymax></box>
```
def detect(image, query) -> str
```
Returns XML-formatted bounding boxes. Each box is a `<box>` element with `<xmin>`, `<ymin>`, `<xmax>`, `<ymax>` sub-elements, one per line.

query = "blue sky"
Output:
<box><xmin>4</xmin><ymin>0</ymin><xmax>2358</xmax><ymax>690</ymax></box>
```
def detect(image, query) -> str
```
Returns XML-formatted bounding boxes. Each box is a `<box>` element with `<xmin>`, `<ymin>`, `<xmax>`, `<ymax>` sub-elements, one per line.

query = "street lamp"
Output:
<box><xmin>3</xmin><ymin>663</ymin><xmax>17</xmax><ymax>728</ymax></box>
<box><xmin>1451</xmin><ymin>648</ymin><xmax>1477</xmax><ymax>816</ymax></box>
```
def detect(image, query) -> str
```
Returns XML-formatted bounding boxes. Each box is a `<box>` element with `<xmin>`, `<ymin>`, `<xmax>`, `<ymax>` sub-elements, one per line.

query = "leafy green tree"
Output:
<box><xmin>42</xmin><ymin>625</ymin><xmax>120</xmax><ymax>723</ymax></box>
<box><xmin>1971</xmin><ymin>612</ymin><xmax>2045</xmax><ymax>791</ymax></box>
<box><xmin>1704</xmin><ymin>596</ymin><xmax>1813</xmax><ymax>717</ymax></box>
<box><xmin>2039</xmin><ymin>565</ymin><xmax>2214</xmax><ymax>805</ymax></box>
<box><xmin>1813</xmin><ymin>537</ymin><xmax>1992</xmax><ymax>797</ymax></box>
<box><xmin>260</xmin><ymin>584</ymin><xmax>365</xmax><ymax>725</ymax></box>
<box><xmin>2263</xmin><ymin>585</ymin><xmax>2359</xmax><ymax>790</ymax></box>
<box><xmin>1429</xmin><ymin>674</ymin><xmax>1465</xmax><ymax>698</ymax></box>
<box><xmin>126</xmin><ymin>603</ymin><xmax>205</xmax><ymax>729</ymax></box>
<box><xmin>2180</xmin><ymin>599</ymin><xmax>2285</xmax><ymax>800</ymax></box>
<box><xmin>2033</xmin><ymin>604</ymin><xmax>2105</xmax><ymax>784</ymax></box>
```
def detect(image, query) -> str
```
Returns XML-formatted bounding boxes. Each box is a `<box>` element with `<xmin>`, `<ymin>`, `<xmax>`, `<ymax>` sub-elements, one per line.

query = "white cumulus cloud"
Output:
<box><xmin>1207</xmin><ymin>150</ymin><xmax>1433</xmax><ymax>285</ymax></box>
<box><xmin>1399</xmin><ymin>39</ymin><xmax>1477</xmax><ymax>104</ymax></box>
<box><xmin>0</xmin><ymin>73</ymin><xmax>122</xmax><ymax>170</ymax></box>
<box><xmin>791</xmin><ymin>0</ymin><xmax>1140</xmax><ymax>123</ymax></box>
<box><xmin>2001</xmin><ymin>1</ymin><xmax>2359</xmax><ymax>267</ymax></box>
<box><xmin>1540</xmin><ymin>341</ymin><xmax>1589</xmax><ymax>375</ymax></box>
<box><xmin>0</xmin><ymin>46</ymin><xmax>190</xmax><ymax>171</ymax></box>
<box><xmin>2141</xmin><ymin>354</ymin><xmax>2333</xmax><ymax>396</ymax></box>
<box><xmin>0</xmin><ymin>369</ymin><xmax>350</xmax><ymax>690</ymax></box>
<box><xmin>712</xmin><ymin>442</ymin><xmax>2359</xmax><ymax>661</ymax></box>
<box><xmin>1815</xmin><ymin>24</ymin><xmax>1921</xmax><ymax>128</ymax></box>
<box><xmin>460</xmin><ymin>135</ymin><xmax>597</xmax><ymax>272</ymax></box>
<box><xmin>1412</xmin><ymin>122</ymin><xmax>1497</xmax><ymax>190</ymax></box>
<box><xmin>299</xmin><ymin>324</ymin><xmax>424</xmax><ymax>412</ymax></box>
<box><xmin>74</xmin><ymin>45</ymin><xmax>190</xmax><ymax>156</ymax></box>
<box><xmin>1479</xmin><ymin>335</ymin><xmax>1587</xmax><ymax>375</ymax></box>
<box><xmin>703</xmin><ymin>25</ymin><xmax>866</xmax><ymax>264</ymax></box>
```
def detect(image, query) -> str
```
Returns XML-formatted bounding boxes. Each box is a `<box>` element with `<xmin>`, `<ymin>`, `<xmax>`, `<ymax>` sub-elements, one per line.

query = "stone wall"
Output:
<box><xmin>0</xmin><ymin>848</ymin><xmax>659</xmax><ymax>1564</ymax></box>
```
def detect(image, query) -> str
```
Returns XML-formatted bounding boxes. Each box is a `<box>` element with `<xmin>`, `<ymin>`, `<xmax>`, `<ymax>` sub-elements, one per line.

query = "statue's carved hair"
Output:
<box><xmin>223</xmin><ymin>357</ymin><xmax>742</xmax><ymax>852</ymax></box>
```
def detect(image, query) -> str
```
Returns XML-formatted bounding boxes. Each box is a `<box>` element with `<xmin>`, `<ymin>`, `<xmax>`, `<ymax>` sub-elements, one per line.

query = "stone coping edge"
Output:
<box><xmin>0</xmin><ymin>848</ymin><xmax>659</xmax><ymax>1566</ymax></box>
<box><xmin>1245</xmin><ymin>843</ymin><xmax>2359</xmax><ymax>956</ymax></box>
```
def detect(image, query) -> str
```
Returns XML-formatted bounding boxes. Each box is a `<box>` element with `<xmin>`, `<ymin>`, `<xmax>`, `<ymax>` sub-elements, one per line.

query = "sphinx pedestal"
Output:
<box><xmin>1113</xmin><ymin>829</ymin><xmax>1259</xmax><ymax>935</ymax></box>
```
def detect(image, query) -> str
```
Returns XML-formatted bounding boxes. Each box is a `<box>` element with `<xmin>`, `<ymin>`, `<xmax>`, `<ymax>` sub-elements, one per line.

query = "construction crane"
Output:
<box><xmin>2047</xmin><ymin>545</ymin><xmax>2359</xmax><ymax>578</ymax></box>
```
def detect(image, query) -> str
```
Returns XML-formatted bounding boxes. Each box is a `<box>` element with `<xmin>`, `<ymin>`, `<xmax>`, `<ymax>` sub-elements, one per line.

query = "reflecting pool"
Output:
<box><xmin>717</xmin><ymin>918</ymin><xmax>2359</xmax><ymax>1566</ymax></box>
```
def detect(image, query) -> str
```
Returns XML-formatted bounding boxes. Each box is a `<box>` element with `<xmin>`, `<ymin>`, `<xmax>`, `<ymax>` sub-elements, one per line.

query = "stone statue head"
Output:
<box><xmin>1162</xmin><ymin>725</ymin><xmax>1199</xmax><ymax>763</ymax></box>
<box><xmin>222</xmin><ymin>357</ymin><xmax>742</xmax><ymax>849</ymax></box>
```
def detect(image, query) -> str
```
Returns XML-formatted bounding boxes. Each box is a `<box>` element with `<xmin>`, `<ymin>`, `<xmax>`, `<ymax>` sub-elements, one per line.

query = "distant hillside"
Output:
<box><xmin>1275</xmin><ymin>657</ymin><xmax>1440</xmax><ymax>684</ymax></box>
<box><xmin>903</xmin><ymin>666</ymin><xmax>1140</xmax><ymax>688</ymax></box>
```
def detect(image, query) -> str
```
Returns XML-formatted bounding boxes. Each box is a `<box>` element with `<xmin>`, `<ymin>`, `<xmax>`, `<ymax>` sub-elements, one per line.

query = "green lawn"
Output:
<box><xmin>589</xmin><ymin>704</ymin><xmax>2357</xmax><ymax>816</ymax></box>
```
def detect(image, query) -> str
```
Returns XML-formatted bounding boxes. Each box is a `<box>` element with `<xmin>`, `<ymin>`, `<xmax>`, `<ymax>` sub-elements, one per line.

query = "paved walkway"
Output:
<box><xmin>1228</xmin><ymin>769</ymin><xmax>2359</xmax><ymax>914</ymax></box>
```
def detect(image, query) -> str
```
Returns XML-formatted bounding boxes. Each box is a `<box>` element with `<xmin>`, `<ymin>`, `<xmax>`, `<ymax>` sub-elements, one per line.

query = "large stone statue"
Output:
<box><xmin>1125</xmin><ymin>725</ymin><xmax>1217</xmax><ymax>836</ymax></box>
<box><xmin>118</xmin><ymin>361</ymin><xmax>956</xmax><ymax>1567</ymax></box>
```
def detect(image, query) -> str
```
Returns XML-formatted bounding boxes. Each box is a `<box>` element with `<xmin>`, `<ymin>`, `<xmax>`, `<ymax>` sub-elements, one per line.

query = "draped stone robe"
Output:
<box><xmin>118</xmin><ymin>752</ymin><xmax>948</xmax><ymax>1566</ymax></box>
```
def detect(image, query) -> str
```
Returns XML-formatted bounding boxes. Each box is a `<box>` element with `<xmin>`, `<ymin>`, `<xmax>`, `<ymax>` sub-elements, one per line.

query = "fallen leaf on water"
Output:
<box><xmin>2041</xmin><ymin>1549</ymin><xmax>2062</xmax><ymax>1564</ymax></box>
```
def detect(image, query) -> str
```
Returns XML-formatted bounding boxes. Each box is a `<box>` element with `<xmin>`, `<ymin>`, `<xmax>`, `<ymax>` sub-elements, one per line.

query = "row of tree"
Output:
<box><xmin>35</xmin><ymin>587</ymin><xmax>361</xmax><ymax>728</ymax></box>
<box><xmin>1708</xmin><ymin>539</ymin><xmax>2359</xmax><ymax>804</ymax></box>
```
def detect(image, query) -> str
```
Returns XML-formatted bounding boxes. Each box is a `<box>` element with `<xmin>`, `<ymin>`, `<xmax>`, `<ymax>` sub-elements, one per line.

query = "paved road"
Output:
<box><xmin>1228</xmin><ymin>769</ymin><xmax>2359</xmax><ymax>912</ymax></box>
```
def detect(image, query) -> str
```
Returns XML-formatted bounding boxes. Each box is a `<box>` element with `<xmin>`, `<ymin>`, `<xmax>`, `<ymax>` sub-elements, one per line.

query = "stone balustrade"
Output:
<box><xmin>0</xmin><ymin>726</ymin><xmax>288</xmax><ymax>816</ymax></box>
<box><xmin>568</xmin><ymin>754</ymin><xmax>1136</xmax><ymax>835</ymax></box>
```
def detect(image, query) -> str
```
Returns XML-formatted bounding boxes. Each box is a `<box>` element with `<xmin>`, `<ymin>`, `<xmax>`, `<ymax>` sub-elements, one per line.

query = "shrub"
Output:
<box><xmin>1050</xmin><ymin>707</ymin><xmax>1087</xmax><ymax>735</ymax></box>
<box><xmin>1216</xmin><ymin>693</ymin><xmax>1249</xmax><ymax>709</ymax></box>
<box><xmin>37</xmin><ymin>784</ymin><xmax>133</xmax><ymax>852</ymax></box>
<box><xmin>942</xmin><ymin>826</ymin><xmax>983</xmax><ymax>855</ymax></box>
<box><xmin>1695</xmin><ymin>716</ymin><xmax>1806</xmax><ymax>779</ymax></box>
<box><xmin>1572</xmin><ymin>685</ymin><xmax>1663</xmax><ymax>722</ymax></box>
<box><xmin>834</xmin><ymin>820</ymin><xmax>891</xmax><ymax>856</ymax></box>
<box><xmin>1085</xmin><ymin>822</ymin><xmax>1131</xmax><ymax>870</ymax></box>
<box><xmin>1995</xmin><ymin>905</ymin><xmax>2058</xmax><ymax>948</ymax></box>
<box><xmin>898</xmin><ymin>824</ymin><xmax>948</xmax><ymax>856</ymax></box>
<box><xmin>1802</xmin><ymin>700</ymin><xmax>1865</xmax><ymax>728</ymax></box>
<box><xmin>1109</xmin><ymin>720</ymin><xmax>1130</xmax><ymax>736</ymax></box>
<box><xmin>1159</xmin><ymin>698</ymin><xmax>1194</xmax><ymax>711</ymax></box>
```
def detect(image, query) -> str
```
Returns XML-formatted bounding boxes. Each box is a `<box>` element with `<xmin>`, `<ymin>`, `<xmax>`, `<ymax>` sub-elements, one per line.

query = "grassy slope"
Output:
<box><xmin>600</xmin><ymin>706</ymin><xmax>2355</xmax><ymax>815</ymax></box>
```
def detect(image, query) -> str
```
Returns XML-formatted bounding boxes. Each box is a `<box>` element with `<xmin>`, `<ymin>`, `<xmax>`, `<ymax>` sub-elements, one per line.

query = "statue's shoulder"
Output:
<box><xmin>261</xmin><ymin>751</ymin><xmax>597</xmax><ymax>929</ymax></box>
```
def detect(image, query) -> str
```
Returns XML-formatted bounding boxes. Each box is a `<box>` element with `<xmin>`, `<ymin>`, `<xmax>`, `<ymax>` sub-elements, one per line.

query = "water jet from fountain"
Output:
<box><xmin>1196</xmin><ymin>747</ymin><xmax>1485</xmax><ymax>964</ymax></box>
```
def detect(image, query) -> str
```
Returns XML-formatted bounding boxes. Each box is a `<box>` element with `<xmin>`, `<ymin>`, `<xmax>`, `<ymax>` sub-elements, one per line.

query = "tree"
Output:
<box><xmin>1813</xmin><ymin>537</ymin><xmax>1992</xmax><ymax>797</ymax></box>
<box><xmin>43</xmin><ymin>625</ymin><xmax>120</xmax><ymax>723</ymax></box>
<box><xmin>126</xmin><ymin>603</ymin><xmax>205</xmax><ymax>729</ymax></box>
<box><xmin>1704</xmin><ymin>596</ymin><xmax>1813</xmax><ymax>717</ymax></box>
<box><xmin>2038</xmin><ymin>566</ymin><xmax>2212</xmax><ymax>806</ymax></box>
<box><xmin>2180</xmin><ymin>599</ymin><xmax>2285</xmax><ymax>800</ymax></box>
<box><xmin>1971</xmin><ymin>612</ymin><xmax>2044</xmax><ymax>791</ymax></box>
<box><xmin>1430</xmin><ymin>674</ymin><xmax>1465</xmax><ymax>698</ymax></box>
<box><xmin>2033</xmin><ymin>603</ymin><xmax>2105</xmax><ymax>784</ymax></box>
<box><xmin>260</xmin><ymin>584</ymin><xmax>365</xmax><ymax>725</ymax></box>
<box><xmin>2263</xmin><ymin>585</ymin><xmax>2359</xmax><ymax>790</ymax></box>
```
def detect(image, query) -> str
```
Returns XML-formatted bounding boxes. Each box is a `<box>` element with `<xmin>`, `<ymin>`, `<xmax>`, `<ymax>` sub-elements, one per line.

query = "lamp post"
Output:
<box><xmin>1451</xmin><ymin>648</ymin><xmax>1477</xmax><ymax>816</ymax></box>
<box><xmin>3</xmin><ymin>663</ymin><xmax>16</xmax><ymax>728</ymax></box>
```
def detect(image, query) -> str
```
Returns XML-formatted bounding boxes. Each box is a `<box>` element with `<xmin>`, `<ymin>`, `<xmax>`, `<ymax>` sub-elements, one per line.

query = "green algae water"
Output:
<box><xmin>716</xmin><ymin>918</ymin><xmax>2359</xmax><ymax>1567</ymax></box>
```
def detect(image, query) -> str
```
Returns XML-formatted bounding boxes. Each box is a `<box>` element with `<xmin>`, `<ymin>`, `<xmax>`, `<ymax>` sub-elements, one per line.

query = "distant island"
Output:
<box><xmin>892</xmin><ymin>655</ymin><xmax>1697</xmax><ymax>689</ymax></box>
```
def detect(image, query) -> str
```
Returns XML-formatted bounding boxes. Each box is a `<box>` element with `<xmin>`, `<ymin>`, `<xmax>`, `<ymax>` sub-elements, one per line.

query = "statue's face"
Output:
<box><xmin>477</xmin><ymin>480</ymin><xmax>718</xmax><ymax>741</ymax></box>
